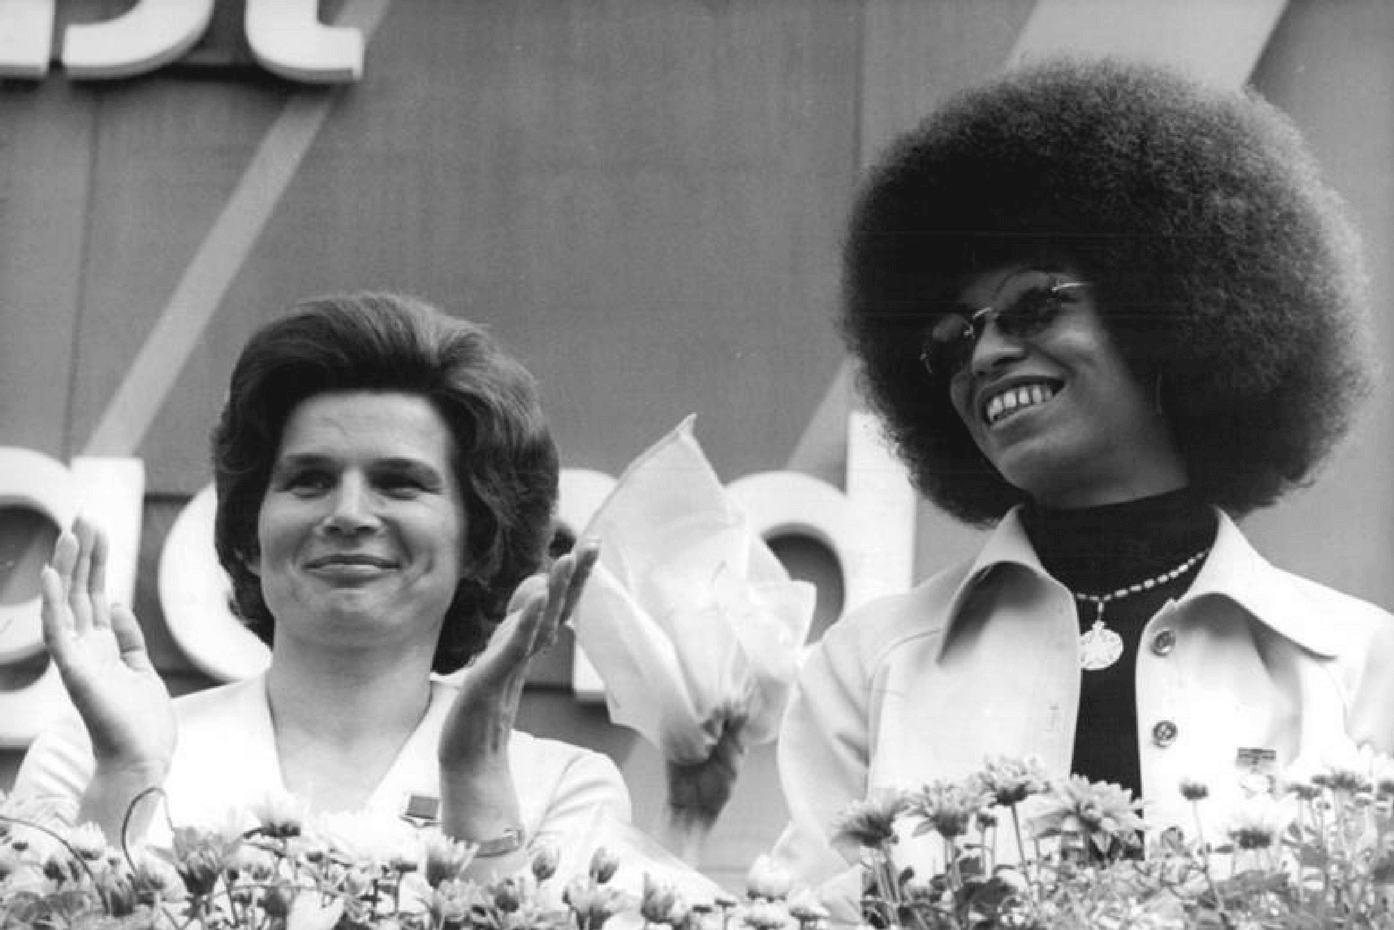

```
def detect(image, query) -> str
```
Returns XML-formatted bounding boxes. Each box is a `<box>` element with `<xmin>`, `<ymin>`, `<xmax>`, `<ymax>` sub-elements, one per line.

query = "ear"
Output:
<box><xmin>240</xmin><ymin>547</ymin><xmax>261</xmax><ymax>577</ymax></box>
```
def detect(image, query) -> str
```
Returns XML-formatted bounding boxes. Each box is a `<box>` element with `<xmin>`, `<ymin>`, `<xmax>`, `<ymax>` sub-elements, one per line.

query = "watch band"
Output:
<box><xmin>473</xmin><ymin>827</ymin><xmax>525</xmax><ymax>857</ymax></box>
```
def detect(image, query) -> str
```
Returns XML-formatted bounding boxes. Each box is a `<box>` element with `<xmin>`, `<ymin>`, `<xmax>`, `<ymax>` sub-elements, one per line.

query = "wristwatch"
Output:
<box><xmin>474</xmin><ymin>827</ymin><xmax>525</xmax><ymax>857</ymax></box>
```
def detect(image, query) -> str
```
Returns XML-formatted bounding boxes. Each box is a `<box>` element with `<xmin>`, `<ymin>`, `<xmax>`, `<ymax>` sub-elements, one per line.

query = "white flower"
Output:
<box><xmin>831</xmin><ymin>789</ymin><xmax>910</xmax><ymax>848</ymax></box>
<box><xmin>420</xmin><ymin>828</ymin><xmax>475</xmax><ymax>887</ymax></box>
<box><xmin>250</xmin><ymin>789</ymin><xmax>307</xmax><ymax>838</ymax></box>
<box><xmin>745</xmin><ymin>853</ymin><xmax>794</xmax><ymax>901</ymax></box>
<box><xmin>310</xmin><ymin>810</ymin><xmax>419</xmax><ymax>869</ymax></box>
<box><xmin>62</xmin><ymin>823</ymin><xmax>107</xmax><ymax>861</ymax></box>
<box><xmin>641</xmin><ymin>873</ymin><xmax>687</xmax><ymax>925</ymax></box>
<box><xmin>978</xmin><ymin>755</ymin><xmax>1051</xmax><ymax>806</ymax></box>
<box><xmin>742</xmin><ymin>899</ymin><xmax>793</xmax><ymax>930</ymax></box>
<box><xmin>1226</xmin><ymin>794</ymin><xmax>1293</xmax><ymax>851</ymax></box>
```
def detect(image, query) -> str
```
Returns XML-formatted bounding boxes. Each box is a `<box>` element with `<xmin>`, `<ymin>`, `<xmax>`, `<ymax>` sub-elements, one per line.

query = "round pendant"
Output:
<box><xmin>1079</xmin><ymin>619</ymin><xmax>1124</xmax><ymax>671</ymax></box>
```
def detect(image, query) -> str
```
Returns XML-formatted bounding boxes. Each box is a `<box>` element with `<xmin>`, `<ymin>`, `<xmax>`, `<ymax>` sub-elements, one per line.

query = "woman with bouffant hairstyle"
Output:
<box><xmin>17</xmin><ymin>293</ymin><xmax>647</xmax><ymax>886</ymax></box>
<box><xmin>774</xmin><ymin>58</ymin><xmax>1394</xmax><ymax>903</ymax></box>
<box><xmin>213</xmin><ymin>292</ymin><xmax>559</xmax><ymax>674</ymax></box>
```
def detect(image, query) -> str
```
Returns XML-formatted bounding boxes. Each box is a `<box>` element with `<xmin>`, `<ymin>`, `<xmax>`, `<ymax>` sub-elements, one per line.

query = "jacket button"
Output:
<box><xmin>1151</xmin><ymin>629</ymin><xmax>1176</xmax><ymax>656</ymax></box>
<box><xmin>1152</xmin><ymin>720</ymin><xmax>1179</xmax><ymax>747</ymax></box>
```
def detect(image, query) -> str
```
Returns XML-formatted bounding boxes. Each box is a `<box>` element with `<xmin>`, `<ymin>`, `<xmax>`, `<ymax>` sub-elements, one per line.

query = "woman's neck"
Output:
<box><xmin>266</xmin><ymin>639</ymin><xmax>434</xmax><ymax>740</ymax></box>
<box><xmin>1020</xmin><ymin>486</ymin><xmax>1217</xmax><ymax>592</ymax></box>
<box><xmin>264</xmin><ymin>643</ymin><xmax>436</xmax><ymax>812</ymax></box>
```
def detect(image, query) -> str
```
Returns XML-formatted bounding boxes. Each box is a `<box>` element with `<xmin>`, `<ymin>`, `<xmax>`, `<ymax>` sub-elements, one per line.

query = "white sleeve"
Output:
<box><xmin>771</xmin><ymin>623</ymin><xmax>874</xmax><ymax>914</ymax></box>
<box><xmin>10</xmin><ymin>708</ymin><xmax>94</xmax><ymax>826</ymax></box>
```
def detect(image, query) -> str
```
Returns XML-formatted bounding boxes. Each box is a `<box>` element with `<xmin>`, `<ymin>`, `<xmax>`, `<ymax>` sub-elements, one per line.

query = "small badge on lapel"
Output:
<box><xmin>401</xmin><ymin>793</ymin><xmax>440</xmax><ymax>826</ymax></box>
<box><xmin>1236</xmin><ymin>747</ymin><xmax>1278</xmax><ymax>794</ymax></box>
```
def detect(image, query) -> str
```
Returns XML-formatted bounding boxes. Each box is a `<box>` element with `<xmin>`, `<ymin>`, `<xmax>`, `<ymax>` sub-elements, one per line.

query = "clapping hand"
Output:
<box><xmin>437</xmin><ymin>538</ymin><xmax>600</xmax><ymax>844</ymax></box>
<box><xmin>440</xmin><ymin>538</ymin><xmax>600</xmax><ymax>762</ymax></box>
<box><xmin>41</xmin><ymin>517</ymin><xmax>175</xmax><ymax>787</ymax></box>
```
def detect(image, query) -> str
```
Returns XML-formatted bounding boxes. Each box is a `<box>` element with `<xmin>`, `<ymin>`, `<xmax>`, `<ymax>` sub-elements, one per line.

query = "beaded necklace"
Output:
<box><xmin>1074</xmin><ymin>547</ymin><xmax>1209</xmax><ymax>671</ymax></box>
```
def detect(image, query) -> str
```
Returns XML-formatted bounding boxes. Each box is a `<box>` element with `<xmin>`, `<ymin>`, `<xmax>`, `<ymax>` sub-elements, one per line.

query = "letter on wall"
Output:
<box><xmin>0</xmin><ymin>0</ymin><xmax>54</xmax><ymax>78</ymax></box>
<box><xmin>158</xmin><ymin>484</ymin><xmax>270</xmax><ymax>683</ymax></box>
<box><xmin>245</xmin><ymin>0</ymin><xmax>364</xmax><ymax>84</ymax></box>
<box><xmin>61</xmin><ymin>0</ymin><xmax>214</xmax><ymax>80</ymax></box>
<box><xmin>0</xmin><ymin>449</ymin><xmax>143</xmax><ymax>746</ymax></box>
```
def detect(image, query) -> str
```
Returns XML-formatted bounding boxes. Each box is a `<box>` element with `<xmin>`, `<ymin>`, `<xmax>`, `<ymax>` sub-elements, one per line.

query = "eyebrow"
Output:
<box><xmin>270</xmin><ymin>453</ymin><xmax>444</xmax><ymax>475</ymax></box>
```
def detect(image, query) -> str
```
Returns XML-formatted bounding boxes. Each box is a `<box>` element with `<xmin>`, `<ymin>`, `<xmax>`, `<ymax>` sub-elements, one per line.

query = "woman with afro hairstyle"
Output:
<box><xmin>772</xmin><ymin>58</ymin><xmax>1394</xmax><ymax>901</ymax></box>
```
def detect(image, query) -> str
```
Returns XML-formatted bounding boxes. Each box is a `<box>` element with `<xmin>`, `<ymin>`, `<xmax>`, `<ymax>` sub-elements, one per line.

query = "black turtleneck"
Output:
<box><xmin>1019</xmin><ymin>488</ymin><xmax>1217</xmax><ymax>798</ymax></box>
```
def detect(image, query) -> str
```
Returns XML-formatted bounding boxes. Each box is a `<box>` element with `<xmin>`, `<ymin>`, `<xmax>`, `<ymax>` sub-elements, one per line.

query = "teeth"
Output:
<box><xmin>984</xmin><ymin>383</ymin><xmax>1057</xmax><ymax>425</ymax></box>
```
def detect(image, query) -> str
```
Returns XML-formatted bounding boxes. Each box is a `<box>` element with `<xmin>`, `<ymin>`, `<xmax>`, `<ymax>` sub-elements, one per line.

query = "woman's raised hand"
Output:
<box><xmin>41</xmin><ymin>517</ymin><xmax>176</xmax><ymax>781</ymax></box>
<box><xmin>436</xmin><ymin>538</ymin><xmax>600</xmax><ymax>846</ymax></box>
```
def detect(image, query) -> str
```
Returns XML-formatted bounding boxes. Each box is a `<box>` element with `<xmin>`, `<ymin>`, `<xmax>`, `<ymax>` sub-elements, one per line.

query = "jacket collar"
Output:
<box><xmin>939</xmin><ymin>507</ymin><xmax>1343</xmax><ymax>660</ymax></box>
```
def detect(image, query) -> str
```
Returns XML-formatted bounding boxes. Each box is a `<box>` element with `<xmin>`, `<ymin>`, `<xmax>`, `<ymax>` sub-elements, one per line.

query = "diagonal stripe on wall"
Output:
<box><xmin>81</xmin><ymin>0</ymin><xmax>394</xmax><ymax>457</ymax></box>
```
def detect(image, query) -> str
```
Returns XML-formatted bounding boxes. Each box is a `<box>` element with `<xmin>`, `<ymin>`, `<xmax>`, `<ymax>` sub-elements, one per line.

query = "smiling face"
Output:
<box><xmin>254</xmin><ymin>390</ymin><xmax>467</xmax><ymax>658</ymax></box>
<box><xmin>946</xmin><ymin>265</ymin><xmax>1188</xmax><ymax>508</ymax></box>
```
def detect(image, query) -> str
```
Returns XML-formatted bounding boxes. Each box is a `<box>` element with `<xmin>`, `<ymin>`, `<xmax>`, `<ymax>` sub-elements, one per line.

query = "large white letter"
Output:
<box><xmin>245</xmin><ymin>0</ymin><xmax>363</xmax><ymax>84</ymax></box>
<box><xmin>0</xmin><ymin>448</ymin><xmax>143</xmax><ymax>747</ymax></box>
<box><xmin>159</xmin><ymin>483</ymin><xmax>269</xmax><ymax>683</ymax></box>
<box><xmin>61</xmin><ymin>0</ymin><xmax>213</xmax><ymax>80</ymax></box>
<box><xmin>0</xmin><ymin>0</ymin><xmax>54</xmax><ymax>79</ymax></box>
<box><xmin>728</xmin><ymin>411</ymin><xmax>915</xmax><ymax>620</ymax></box>
<box><xmin>0</xmin><ymin>447</ymin><xmax>78</xmax><ymax>663</ymax></box>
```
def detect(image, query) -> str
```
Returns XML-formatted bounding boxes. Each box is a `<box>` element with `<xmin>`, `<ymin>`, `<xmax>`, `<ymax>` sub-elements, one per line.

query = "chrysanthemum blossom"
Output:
<box><xmin>564</xmin><ymin>874</ymin><xmax>630</xmax><ymax>929</ymax></box>
<box><xmin>832</xmin><ymin>789</ymin><xmax>910</xmax><ymax>848</ymax></box>
<box><xmin>1225</xmin><ymin>795</ymin><xmax>1293</xmax><ymax>851</ymax></box>
<box><xmin>170</xmin><ymin>825</ymin><xmax>239</xmax><ymax>897</ymax></box>
<box><xmin>744</xmin><ymin>899</ymin><xmax>794</xmax><ymax>930</ymax></box>
<box><xmin>909</xmin><ymin>780</ymin><xmax>992</xmax><ymax>841</ymax></box>
<box><xmin>746</xmin><ymin>853</ymin><xmax>795</xmax><ymax>901</ymax></box>
<box><xmin>786</xmin><ymin>888</ymin><xmax>831</xmax><ymax>924</ymax></box>
<box><xmin>131</xmin><ymin>848</ymin><xmax>188</xmax><ymax>903</ymax></box>
<box><xmin>1032</xmin><ymin>776</ymin><xmax>1145</xmax><ymax>855</ymax></box>
<box><xmin>63</xmin><ymin>822</ymin><xmax>107</xmax><ymax>861</ymax></box>
<box><xmin>979</xmin><ymin>756</ymin><xmax>1051</xmax><ymax>806</ymax></box>
<box><xmin>640</xmin><ymin>873</ymin><xmax>687</xmax><ymax>925</ymax></box>
<box><xmin>311</xmin><ymin>810</ymin><xmax>419</xmax><ymax>870</ymax></box>
<box><xmin>1289</xmin><ymin>743</ymin><xmax>1389</xmax><ymax>797</ymax></box>
<box><xmin>421</xmin><ymin>829</ymin><xmax>475</xmax><ymax>888</ymax></box>
<box><xmin>1178</xmin><ymin>779</ymin><xmax>1210</xmax><ymax>802</ymax></box>
<box><xmin>249</xmin><ymin>789</ymin><xmax>306</xmax><ymax>839</ymax></box>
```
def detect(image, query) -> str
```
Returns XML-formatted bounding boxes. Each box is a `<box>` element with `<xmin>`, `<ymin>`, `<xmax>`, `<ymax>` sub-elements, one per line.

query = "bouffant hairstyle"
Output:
<box><xmin>211</xmin><ymin>292</ymin><xmax>559</xmax><ymax>674</ymax></box>
<box><xmin>841</xmin><ymin>57</ymin><xmax>1371</xmax><ymax>525</ymax></box>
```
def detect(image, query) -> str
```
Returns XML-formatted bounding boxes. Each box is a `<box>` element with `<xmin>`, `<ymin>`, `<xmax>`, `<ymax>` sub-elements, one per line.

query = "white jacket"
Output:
<box><xmin>15</xmin><ymin>674</ymin><xmax>634</xmax><ymax>883</ymax></box>
<box><xmin>774</xmin><ymin>509</ymin><xmax>1394</xmax><ymax>892</ymax></box>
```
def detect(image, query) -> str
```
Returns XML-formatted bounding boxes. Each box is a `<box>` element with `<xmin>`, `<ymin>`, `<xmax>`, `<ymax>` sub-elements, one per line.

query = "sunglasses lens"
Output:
<box><xmin>923</xmin><ymin>314</ymin><xmax>975</xmax><ymax>376</ymax></box>
<box><xmin>999</xmin><ymin>285</ymin><xmax>1064</xmax><ymax>338</ymax></box>
<box><xmin>921</xmin><ymin>278</ymin><xmax>1083</xmax><ymax>379</ymax></box>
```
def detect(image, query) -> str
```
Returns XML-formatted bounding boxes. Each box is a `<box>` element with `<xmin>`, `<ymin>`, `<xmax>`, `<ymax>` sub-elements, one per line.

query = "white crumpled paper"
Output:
<box><xmin>571</xmin><ymin>415</ymin><xmax>816</xmax><ymax>767</ymax></box>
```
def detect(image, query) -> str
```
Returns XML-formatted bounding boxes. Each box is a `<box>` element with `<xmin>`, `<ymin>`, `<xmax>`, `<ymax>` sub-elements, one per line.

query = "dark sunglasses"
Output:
<box><xmin>918</xmin><ymin>275</ymin><xmax>1091</xmax><ymax>379</ymax></box>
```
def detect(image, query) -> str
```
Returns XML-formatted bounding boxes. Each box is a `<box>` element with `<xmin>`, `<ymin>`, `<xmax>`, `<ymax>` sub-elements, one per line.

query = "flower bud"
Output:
<box><xmin>588</xmin><ymin>846</ymin><xmax>620</xmax><ymax>884</ymax></box>
<box><xmin>641</xmin><ymin>873</ymin><xmax>684</xmax><ymax>925</ymax></box>
<box><xmin>423</xmin><ymin>831</ymin><xmax>474</xmax><ymax>888</ymax></box>
<box><xmin>1179</xmin><ymin>779</ymin><xmax>1210</xmax><ymax>801</ymax></box>
<box><xmin>531</xmin><ymin>844</ymin><xmax>561</xmax><ymax>882</ymax></box>
<box><xmin>493</xmin><ymin>877</ymin><xmax>523</xmax><ymax>913</ymax></box>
